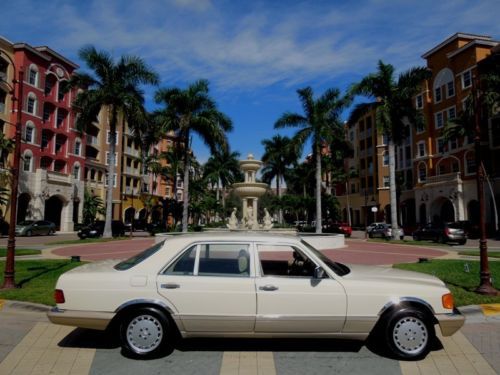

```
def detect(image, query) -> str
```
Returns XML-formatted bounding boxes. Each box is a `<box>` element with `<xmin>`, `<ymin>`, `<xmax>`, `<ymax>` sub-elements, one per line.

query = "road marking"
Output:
<box><xmin>220</xmin><ymin>352</ymin><xmax>276</xmax><ymax>375</ymax></box>
<box><xmin>480</xmin><ymin>303</ymin><xmax>500</xmax><ymax>316</ymax></box>
<box><xmin>0</xmin><ymin>322</ymin><xmax>95</xmax><ymax>375</ymax></box>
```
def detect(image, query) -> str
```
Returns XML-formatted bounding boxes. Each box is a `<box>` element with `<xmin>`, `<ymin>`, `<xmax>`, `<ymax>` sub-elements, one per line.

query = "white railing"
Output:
<box><xmin>47</xmin><ymin>171</ymin><xmax>71</xmax><ymax>184</ymax></box>
<box><xmin>86</xmin><ymin>134</ymin><xmax>99</xmax><ymax>146</ymax></box>
<box><xmin>424</xmin><ymin>172</ymin><xmax>461</xmax><ymax>185</ymax></box>
<box><xmin>124</xmin><ymin>146</ymin><xmax>139</xmax><ymax>157</ymax></box>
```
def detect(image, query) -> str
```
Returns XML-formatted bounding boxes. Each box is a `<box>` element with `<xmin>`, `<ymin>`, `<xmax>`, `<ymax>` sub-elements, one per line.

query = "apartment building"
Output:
<box><xmin>336</xmin><ymin>33</ymin><xmax>499</xmax><ymax>230</ymax></box>
<box><xmin>0</xmin><ymin>38</ymin><xmax>85</xmax><ymax>231</ymax></box>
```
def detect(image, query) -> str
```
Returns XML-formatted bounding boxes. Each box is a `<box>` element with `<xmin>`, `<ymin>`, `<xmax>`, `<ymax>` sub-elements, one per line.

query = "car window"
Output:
<box><xmin>164</xmin><ymin>245</ymin><xmax>197</xmax><ymax>275</ymax></box>
<box><xmin>300</xmin><ymin>240</ymin><xmax>350</xmax><ymax>276</ymax></box>
<box><xmin>257</xmin><ymin>244</ymin><xmax>316</xmax><ymax>278</ymax></box>
<box><xmin>18</xmin><ymin>221</ymin><xmax>33</xmax><ymax>226</ymax></box>
<box><xmin>197</xmin><ymin>243</ymin><xmax>250</xmax><ymax>277</ymax></box>
<box><xmin>114</xmin><ymin>241</ymin><xmax>164</xmax><ymax>270</ymax></box>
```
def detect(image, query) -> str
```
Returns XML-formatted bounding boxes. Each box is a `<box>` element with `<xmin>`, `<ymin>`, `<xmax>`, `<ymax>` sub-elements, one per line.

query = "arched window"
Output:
<box><xmin>73</xmin><ymin>163</ymin><xmax>81</xmax><ymax>180</ymax></box>
<box><xmin>28</xmin><ymin>64</ymin><xmax>39</xmax><ymax>87</ymax></box>
<box><xmin>418</xmin><ymin>162</ymin><xmax>427</xmax><ymax>182</ymax></box>
<box><xmin>26</xmin><ymin>93</ymin><xmax>37</xmax><ymax>115</ymax></box>
<box><xmin>22</xmin><ymin>150</ymin><xmax>33</xmax><ymax>172</ymax></box>
<box><xmin>433</xmin><ymin>68</ymin><xmax>455</xmax><ymax>102</ymax></box>
<box><xmin>0</xmin><ymin>88</ymin><xmax>6</xmax><ymax>113</ymax></box>
<box><xmin>24</xmin><ymin>121</ymin><xmax>35</xmax><ymax>144</ymax></box>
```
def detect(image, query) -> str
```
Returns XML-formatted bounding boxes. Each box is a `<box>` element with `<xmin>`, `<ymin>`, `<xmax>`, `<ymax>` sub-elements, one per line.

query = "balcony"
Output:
<box><xmin>124</xmin><ymin>166</ymin><xmax>140</xmax><ymax>175</ymax></box>
<box><xmin>47</xmin><ymin>171</ymin><xmax>72</xmax><ymax>185</ymax></box>
<box><xmin>422</xmin><ymin>172</ymin><xmax>461</xmax><ymax>185</ymax></box>
<box><xmin>124</xmin><ymin>146</ymin><xmax>140</xmax><ymax>157</ymax></box>
<box><xmin>86</xmin><ymin>134</ymin><xmax>99</xmax><ymax>146</ymax></box>
<box><xmin>124</xmin><ymin>186</ymin><xmax>139</xmax><ymax>195</ymax></box>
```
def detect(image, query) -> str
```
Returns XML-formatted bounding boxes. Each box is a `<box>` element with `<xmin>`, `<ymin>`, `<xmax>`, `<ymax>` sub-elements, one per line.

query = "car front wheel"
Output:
<box><xmin>120</xmin><ymin>308</ymin><xmax>171</xmax><ymax>358</ymax></box>
<box><xmin>384</xmin><ymin>309</ymin><xmax>434</xmax><ymax>360</ymax></box>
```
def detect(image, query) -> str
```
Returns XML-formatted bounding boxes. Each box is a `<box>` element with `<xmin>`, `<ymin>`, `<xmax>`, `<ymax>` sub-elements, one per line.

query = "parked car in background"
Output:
<box><xmin>368</xmin><ymin>223</ymin><xmax>404</xmax><ymax>240</ymax></box>
<box><xmin>412</xmin><ymin>222</ymin><xmax>466</xmax><ymax>245</ymax></box>
<box><xmin>15</xmin><ymin>220</ymin><xmax>56</xmax><ymax>236</ymax></box>
<box><xmin>49</xmin><ymin>232</ymin><xmax>463</xmax><ymax>360</ymax></box>
<box><xmin>366</xmin><ymin>222</ymin><xmax>385</xmax><ymax>233</ymax></box>
<box><xmin>325</xmin><ymin>222</ymin><xmax>352</xmax><ymax>237</ymax></box>
<box><xmin>77</xmin><ymin>220</ymin><xmax>126</xmax><ymax>239</ymax></box>
<box><xmin>453</xmin><ymin>220</ymin><xmax>479</xmax><ymax>239</ymax></box>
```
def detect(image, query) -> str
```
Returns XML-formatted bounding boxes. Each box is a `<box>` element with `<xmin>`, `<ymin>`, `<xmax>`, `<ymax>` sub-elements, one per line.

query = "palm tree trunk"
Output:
<box><xmin>315</xmin><ymin>145</ymin><xmax>322</xmax><ymax>234</ymax></box>
<box><xmin>346</xmin><ymin>181</ymin><xmax>352</xmax><ymax>226</ymax></box>
<box><xmin>277</xmin><ymin>174</ymin><xmax>283</xmax><ymax>224</ymax></box>
<box><xmin>103</xmin><ymin>107</ymin><xmax>117</xmax><ymax>238</ymax></box>
<box><xmin>388</xmin><ymin>139</ymin><xmax>398</xmax><ymax>239</ymax></box>
<box><xmin>181</xmin><ymin>131</ymin><xmax>190</xmax><ymax>232</ymax></box>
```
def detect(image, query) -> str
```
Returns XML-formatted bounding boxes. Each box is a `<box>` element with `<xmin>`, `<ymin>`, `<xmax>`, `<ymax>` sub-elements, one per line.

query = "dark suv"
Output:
<box><xmin>412</xmin><ymin>222</ymin><xmax>466</xmax><ymax>245</ymax></box>
<box><xmin>77</xmin><ymin>220</ymin><xmax>126</xmax><ymax>239</ymax></box>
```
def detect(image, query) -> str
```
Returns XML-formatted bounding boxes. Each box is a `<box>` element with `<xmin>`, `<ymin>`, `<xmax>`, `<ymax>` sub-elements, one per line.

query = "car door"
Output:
<box><xmin>157</xmin><ymin>242</ymin><xmax>256</xmax><ymax>333</ymax></box>
<box><xmin>254</xmin><ymin>243</ymin><xmax>347</xmax><ymax>333</ymax></box>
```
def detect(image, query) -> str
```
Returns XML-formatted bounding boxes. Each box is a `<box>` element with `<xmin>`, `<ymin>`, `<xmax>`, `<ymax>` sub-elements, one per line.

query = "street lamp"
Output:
<box><xmin>1</xmin><ymin>51</ymin><xmax>24</xmax><ymax>290</ymax></box>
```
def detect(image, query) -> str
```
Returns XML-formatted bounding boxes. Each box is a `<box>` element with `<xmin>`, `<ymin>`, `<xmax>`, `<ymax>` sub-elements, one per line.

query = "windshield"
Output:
<box><xmin>300</xmin><ymin>240</ymin><xmax>350</xmax><ymax>276</ymax></box>
<box><xmin>114</xmin><ymin>241</ymin><xmax>164</xmax><ymax>270</ymax></box>
<box><xmin>18</xmin><ymin>221</ymin><xmax>33</xmax><ymax>226</ymax></box>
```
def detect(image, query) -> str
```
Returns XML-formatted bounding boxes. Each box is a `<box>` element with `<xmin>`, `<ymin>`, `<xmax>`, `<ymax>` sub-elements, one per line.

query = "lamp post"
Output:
<box><xmin>1</xmin><ymin>51</ymin><xmax>24</xmax><ymax>290</ymax></box>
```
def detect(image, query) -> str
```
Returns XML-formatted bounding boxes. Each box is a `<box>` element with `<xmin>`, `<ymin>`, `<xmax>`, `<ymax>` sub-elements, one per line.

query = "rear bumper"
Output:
<box><xmin>435</xmin><ymin>309</ymin><xmax>465</xmax><ymax>336</ymax></box>
<box><xmin>47</xmin><ymin>307</ymin><xmax>115</xmax><ymax>330</ymax></box>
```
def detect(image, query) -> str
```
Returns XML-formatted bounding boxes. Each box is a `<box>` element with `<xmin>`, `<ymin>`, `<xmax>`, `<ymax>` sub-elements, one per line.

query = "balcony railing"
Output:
<box><xmin>47</xmin><ymin>171</ymin><xmax>71</xmax><ymax>184</ymax></box>
<box><xmin>124</xmin><ymin>166</ymin><xmax>140</xmax><ymax>175</ymax></box>
<box><xmin>124</xmin><ymin>146</ymin><xmax>139</xmax><ymax>157</ymax></box>
<box><xmin>86</xmin><ymin>134</ymin><xmax>99</xmax><ymax>146</ymax></box>
<box><xmin>422</xmin><ymin>172</ymin><xmax>461</xmax><ymax>185</ymax></box>
<box><xmin>125</xmin><ymin>186</ymin><xmax>139</xmax><ymax>195</ymax></box>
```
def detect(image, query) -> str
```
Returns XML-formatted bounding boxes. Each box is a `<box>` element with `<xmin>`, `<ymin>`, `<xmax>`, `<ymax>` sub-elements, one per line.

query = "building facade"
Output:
<box><xmin>336</xmin><ymin>33</ymin><xmax>499</xmax><ymax>232</ymax></box>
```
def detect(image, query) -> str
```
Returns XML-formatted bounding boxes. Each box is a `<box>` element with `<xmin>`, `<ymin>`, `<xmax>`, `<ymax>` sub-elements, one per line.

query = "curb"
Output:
<box><xmin>0</xmin><ymin>299</ymin><xmax>51</xmax><ymax>313</ymax></box>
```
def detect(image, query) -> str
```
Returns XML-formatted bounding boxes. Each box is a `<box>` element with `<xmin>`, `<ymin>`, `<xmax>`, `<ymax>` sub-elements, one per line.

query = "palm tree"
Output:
<box><xmin>154</xmin><ymin>80</ymin><xmax>233</xmax><ymax>232</ymax></box>
<box><xmin>261</xmin><ymin>135</ymin><xmax>299</xmax><ymax>224</ymax></box>
<box><xmin>69</xmin><ymin>46</ymin><xmax>159</xmax><ymax>237</ymax></box>
<box><xmin>203</xmin><ymin>149</ymin><xmax>241</xmax><ymax>208</ymax></box>
<box><xmin>350</xmin><ymin>61</ymin><xmax>430</xmax><ymax>238</ymax></box>
<box><xmin>0</xmin><ymin>132</ymin><xmax>14</xmax><ymax>169</ymax></box>
<box><xmin>275</xmin><ymin>87</ymin><xmax>350</xmax><ymax>233</ymax></box>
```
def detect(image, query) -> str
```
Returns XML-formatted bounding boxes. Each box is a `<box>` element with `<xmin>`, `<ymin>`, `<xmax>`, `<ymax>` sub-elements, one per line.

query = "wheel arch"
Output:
<box><xmin>376</xmin><ymin>297</ymin><xmax>438</xmax><ymax>325</ymax></box>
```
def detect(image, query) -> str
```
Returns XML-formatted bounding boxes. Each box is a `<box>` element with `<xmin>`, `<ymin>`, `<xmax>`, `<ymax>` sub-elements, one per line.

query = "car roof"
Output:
<box><xmin>159</xmin><ymin>231</ymin><xmax>300</xmax><ymax>245</ymax></box>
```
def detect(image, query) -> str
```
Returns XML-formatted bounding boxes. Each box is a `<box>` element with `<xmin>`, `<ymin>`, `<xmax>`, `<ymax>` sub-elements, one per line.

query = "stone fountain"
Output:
<box><xmin>228</xmin><ymin>154</ymin><xmax>272</xmax><ymax>230</ymax></box>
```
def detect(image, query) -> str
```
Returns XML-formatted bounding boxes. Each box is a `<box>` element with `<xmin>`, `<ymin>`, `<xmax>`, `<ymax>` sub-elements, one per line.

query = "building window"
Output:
<box><xmin>56</xmin><ymin>110</ymin><xmax>65</xmax><ymax>128</ymax></box>
<box><xmin>177</xmin><ymin>178</ymin><xmax>183</xmax><ymax>188</ymax></box>
<box><xmin>26</xmin><ymin>94</ymin><xmax>37</xmax><ymax>115</ymax></box>
<box><xmin>41</xmin><ymin>132</ymin><xmax>49</xmax><ymax>149</ymax></box>
<box><xmin>434</xmin><ymin>87</ymin><xmax>442</xmax><ymax>103</ymax></box>
<box><xmin>73</xmin><ymin>164</ymin><xmax>80</xmax><ymax>180</ymax></box>
<box><xmin>105</xmin><ymin>152</ymin><xmax>118</xmax><ymax>166</ymax></box>
<box><xmin>23</xmin><ymin>153</ymin><xmax>32</xmax><ymax>172</ymax></box>
<box><xmin>383</xmin><ymin>176</ymin><xmax>390</xmax><ymax>187</ymax></box>
<box><xmin>28</xmin><ymin>66</ymin><xmax>38</xmax><ymax>86</ymax></box>
<box><xmin>435</xmin><ymin>112</ymin><xmax>444</xmax><ymax>129</ymax></box>
<box><xmin>447</xmin><ymin>107</ymin><xmax>456</xmax><ymax>121</ymax></box>
<box><xmin>418</xmin><ymin>163</ymin><xmax>426</xmax><ymax>182</ymax></box>
<box><xmin>25</xmin><ymin>125</ymin><xmax>34</xmax><ymax>143</ymax></box>
<box><xmin>437</xmin><ymin>138</ymin><xmax>446</xmax><ymax>154</ymax></box>
<box><xmin>438</xmin><ymin>164</ymin><xmax>446</xmax><ymax>175</ymax></box>
<box><xmin>0</xmin><ymin>90</ymin><xmax>6</xmax><ymax>113</ymax></box>
<box><xmin>466</xmin><ymin>156</ymin><xmax>475</xmax><ymax>174</ymax></box>
<box><xmin>462</xmin><ymin>70</ymin><xmax>472</xmax><ymax>89</ymax></box>
<box><xmin>415</xmin><ymin>94</ymin><xmax>423</xmax><ymax>109</ymax></box>
<box><xmin>450</xmin><ymin>137</ymin><xmax>458</xmax><ymax>150</ymax></box>
<box><xmin>106</xmin><ymin>131</ymin><xmax>119</xmax><ymax>145</ymax></box>
<box><xmin>105</xmin><ymin>173</ymin><xmax>117</xmax><ymax>187</ymax></box>
<box><xmin>446</xmin><ymin>81</ymin><xmax>455</xmax><ymax>98</ymax></box>
<box><xmin>417</xmin><ymin>142</ymin><xmax>426</xmax><ymax>157</ymax></box>
<box><xmin>452</xmin><ymin>161</ymin><xmax>459</xmax><ymax>173</ymax></box>
<box><xmin>383</xmin><ymin>151</ymin><xmax>389</xmax><ymax>166</ymax></box>
<box><xmin>74</xmin><ymin>140</ymin><xmax>81</xmax><ymax>155</ymax></box>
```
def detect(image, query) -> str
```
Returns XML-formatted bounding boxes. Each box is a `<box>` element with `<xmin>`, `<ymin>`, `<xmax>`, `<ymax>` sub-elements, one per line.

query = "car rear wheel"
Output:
<box><xmin>26</xmin><ymin>230</ymin><xmax>32</xmax><ymax>237</ymax></box>
<box><xmin>384</xmin><ymin>308</ymin><xmax>434</xmax><ymax>360</ymax></box>
<box><xmin>120</xmin><ymin>307</ymin><xmax>171</xmax><ymax>358</ymax></box>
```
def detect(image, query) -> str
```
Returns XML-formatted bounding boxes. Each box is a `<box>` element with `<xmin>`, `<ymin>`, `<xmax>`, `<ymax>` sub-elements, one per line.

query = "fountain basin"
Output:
<box><xmin>232</xmin><ymin>182</ymin><xmax>268</xmax><ymax>198</ymax></box>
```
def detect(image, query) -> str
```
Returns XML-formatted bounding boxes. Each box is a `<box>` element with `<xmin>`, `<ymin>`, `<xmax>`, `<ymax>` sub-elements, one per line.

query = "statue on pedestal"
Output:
<box><xmin>227</xmin><ymin>207</ymin><xmax>239</xmax><ymax>230</ymax></box>
<box><xmin>262</xmin><ymin>208</ymin><xmax>273</xmax><ymax>230</ymax></box>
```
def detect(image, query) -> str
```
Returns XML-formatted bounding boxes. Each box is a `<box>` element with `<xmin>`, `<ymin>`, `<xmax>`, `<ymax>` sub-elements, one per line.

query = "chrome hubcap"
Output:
<box><xmin>392</xmin><ymin>316</ymin><xmax>428</xmax><ymax>355</ymax></box>
<box><xmin>126</xmin><ymin>314</ymin><xmax>163</xmax><ymax>353</ymax></box>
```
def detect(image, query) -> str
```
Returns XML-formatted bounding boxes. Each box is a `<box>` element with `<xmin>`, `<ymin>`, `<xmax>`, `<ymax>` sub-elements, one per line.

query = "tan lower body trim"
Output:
<box><xmin>47</xmin><ymin>308</ymin><xmax>115</xmax><ymax>330</ymax></box>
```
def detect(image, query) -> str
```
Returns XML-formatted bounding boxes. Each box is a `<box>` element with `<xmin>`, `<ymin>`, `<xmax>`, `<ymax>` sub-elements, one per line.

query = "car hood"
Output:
<box><xmin>344</xmin><ymin>264</ymin><xmax>445</xmax><ymax>288</ymax></box>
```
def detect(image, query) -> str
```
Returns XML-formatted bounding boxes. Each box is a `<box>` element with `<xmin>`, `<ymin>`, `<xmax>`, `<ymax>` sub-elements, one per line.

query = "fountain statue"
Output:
<box><xmin>227</xmin><ymin>154</ymin><xmax>273</xmax><ymax>230</ymax></box>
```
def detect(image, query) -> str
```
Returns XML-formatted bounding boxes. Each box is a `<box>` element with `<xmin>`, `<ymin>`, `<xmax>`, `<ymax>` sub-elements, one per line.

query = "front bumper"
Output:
<box><xmin>47</xmin><ymin>307</ymin><xmax>115</xmax><ymax>331</ymax></box>
<box><xmin>435</xmin><ymin>308</ymin><xmax>465</xmax><ymax>336</ymax></box>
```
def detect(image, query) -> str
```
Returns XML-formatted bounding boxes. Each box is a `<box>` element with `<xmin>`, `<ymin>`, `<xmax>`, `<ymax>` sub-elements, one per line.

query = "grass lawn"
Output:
<box><xmin>458</xmin><ymin>251</ymin><xmax>500</xmax><ymax>258</ymax></box>
<box><xmin>394</xmin><ymin>259</ymin><xmax>500</xmax><ymax>306</ymax></box>
<box><xmin>0</xmin><ymin>259</ymin><xmax>85</xmax><ymax>306</ymax></box>
<box><xmin>0</xmin><ymin>248</ymin><xmax>41</xmax><ymax>257</ymax></box>
<box><xmin>47</xmin><ymin>237</ymin><xmax>131</xmax><ymax>245</ymax></box>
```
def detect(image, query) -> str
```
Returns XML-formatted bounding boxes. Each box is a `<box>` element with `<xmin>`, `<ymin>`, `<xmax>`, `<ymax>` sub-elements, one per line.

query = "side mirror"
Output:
<box><xmin>314</xmin><ymin>266</ymin><xmax>326</xmax><ymax>279</ymax></box>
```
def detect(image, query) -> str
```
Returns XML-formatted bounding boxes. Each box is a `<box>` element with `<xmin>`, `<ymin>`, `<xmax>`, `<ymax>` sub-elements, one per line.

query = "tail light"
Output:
<box><xmin>442</xmin><ymin>293</ymin><xmax>454</xmax><ymax>309</ymax></box>
<box><xmin>54</xmin><ymin>289</ymin><xmax>65</xmax><ymax>304</ymax></box>
<box><xmin>444</xmin><ymin>228</ymin><xmax>450</xmax><ymax>236</ymax></box>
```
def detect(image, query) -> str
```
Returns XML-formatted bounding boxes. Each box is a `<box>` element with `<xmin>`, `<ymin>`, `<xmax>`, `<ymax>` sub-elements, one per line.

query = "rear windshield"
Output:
<box><xmin>114</xmin><ymin>241</ymin><xmax>164</xmax><ymax>270</ymax></box>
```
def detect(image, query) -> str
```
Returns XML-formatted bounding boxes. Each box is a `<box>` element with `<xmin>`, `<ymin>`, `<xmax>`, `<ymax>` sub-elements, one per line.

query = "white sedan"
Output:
<box><xmin>48</xmin><ymin>232</ymin><xmax>464</xmax><ymax>359</ymax></box>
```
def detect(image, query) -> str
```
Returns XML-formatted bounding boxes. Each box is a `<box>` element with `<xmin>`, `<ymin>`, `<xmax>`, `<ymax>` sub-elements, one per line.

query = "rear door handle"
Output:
<box><xmin>161</xmin><ymin>283</ymin><xmax>180</xmax><ymax>289</ymax></box>
<box><xmin>259</xmin><ymin>285</ymin><xmax>278</xmax><ymax>291</ymax></box>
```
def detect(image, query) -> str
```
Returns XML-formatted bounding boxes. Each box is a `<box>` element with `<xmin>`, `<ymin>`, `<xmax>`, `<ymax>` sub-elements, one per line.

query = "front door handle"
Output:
<box><xmin>259</xmin><ymin>285</ymin><xmax>278</xmax><ymax>291</ymax></box>
<box><xmin>161</xmin><ymin>283</ymin><xmax>180</xmax><ymax>289</ymax></box>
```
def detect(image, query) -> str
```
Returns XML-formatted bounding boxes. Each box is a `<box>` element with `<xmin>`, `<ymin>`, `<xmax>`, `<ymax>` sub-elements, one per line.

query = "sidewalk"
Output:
<box><xmin>1</xmin><ymin>299</ymin><xmax>499</xmax><ymax>375</ymax></box>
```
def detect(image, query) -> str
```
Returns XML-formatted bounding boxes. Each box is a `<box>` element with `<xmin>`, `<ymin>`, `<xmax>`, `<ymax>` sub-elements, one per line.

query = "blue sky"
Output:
<box><xmin>1</xmin><ymin>0</ymin><xmax>499</xmax><ymax>162</ymax></box>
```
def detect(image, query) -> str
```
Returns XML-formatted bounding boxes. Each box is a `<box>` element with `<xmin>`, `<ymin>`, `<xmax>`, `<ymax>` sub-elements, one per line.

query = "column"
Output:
<box><xmin>252</xmin><ymin>198</ymin><xmax>258</xmax><ymax>229</ymax></box>
<box><xmin>242</xmin><ymin>198</ymin><xmax>248</xmax><ymax>219</ymax></box>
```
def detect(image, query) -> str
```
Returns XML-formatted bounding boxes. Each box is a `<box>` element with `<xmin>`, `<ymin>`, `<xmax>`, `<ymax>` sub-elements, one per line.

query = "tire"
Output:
<box><xmin>120</xmin><ymin>307</ymin><xmax>171</xmax><ymax>358</ymax></box>
<box><xmin>26</xmin><ymin>230</ymin><xmax>32</xmax><ymax>237</ymax></box>
<box><xmin>48</xmin><ymin>229</ymin><xmax>54</xmax><ymax>235</ymax></box>
<box><xmin>384</xmin><ymin>308</ymin><xmax>435</xmax><ymax>360</ymax></box>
